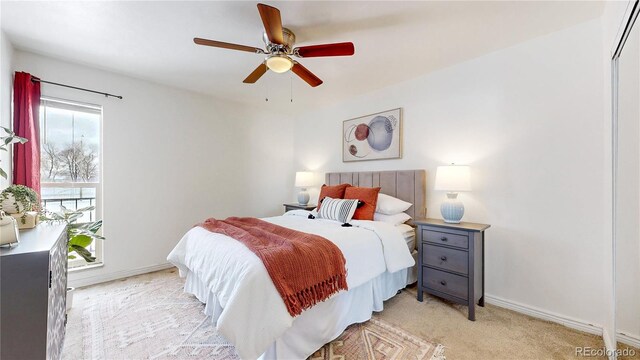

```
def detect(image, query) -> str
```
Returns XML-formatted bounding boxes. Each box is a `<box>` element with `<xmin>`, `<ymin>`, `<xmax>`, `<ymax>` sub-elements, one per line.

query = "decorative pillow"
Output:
<box><xmin>374</xmin><ymin>212</ymin><xmax>412</xmax><ymax>226</ymax></box>
<box><xmin>317</xmin><ymin>197</ymin><xmax>359</xmax><ymax>224</ymax></box>
<box><xmin>316</xmin><ymin>183</ymin><xmax>350</xmax><ymax>210</ymax></box>
<box><xmin>376</xmin><ymin>193</ymin><xmax>412</xmax><ymax>215</ymax></box>
<box><xmin>344</xmin><ymin>186</ymin><xmax>381</xmax><ymax>221</ymax></box>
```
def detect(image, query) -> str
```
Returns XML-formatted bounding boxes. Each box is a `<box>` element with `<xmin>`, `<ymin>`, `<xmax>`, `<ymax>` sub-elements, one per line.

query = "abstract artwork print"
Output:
<box><xmin>343</xmin><ymin>108</ymin><xmax>402</xmax><ymax>162</ymax></box>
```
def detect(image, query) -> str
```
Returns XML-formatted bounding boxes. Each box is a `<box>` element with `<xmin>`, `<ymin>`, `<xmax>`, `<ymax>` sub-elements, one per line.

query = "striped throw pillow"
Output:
<box><xmin>317</xmin><ymin>197</ymin><xmax>359</xmax><ymax>224</ymax></box>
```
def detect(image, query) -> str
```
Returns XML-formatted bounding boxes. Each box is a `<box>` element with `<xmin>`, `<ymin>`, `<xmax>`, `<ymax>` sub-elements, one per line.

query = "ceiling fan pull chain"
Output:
<box><xmin>290</xmin><ymin>73</ymin><xmax>293</xmax><ymax>103</ymax></box>
<box><xmin>265</xmin><ymin>81</ymin><xmax>269</xmax><ymax>102</ymax></box>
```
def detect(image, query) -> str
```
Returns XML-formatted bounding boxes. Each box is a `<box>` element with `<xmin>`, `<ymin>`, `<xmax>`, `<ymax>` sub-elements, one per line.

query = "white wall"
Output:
<box><xmin>293</xmin><ymin>19</ymin><xmax>608</xmax><ymax>328</ymax></box>
<box><xmin>13</xmin><ymin>50</ymin><xmax>293</xmax><ymax>287</ymax></box>
<box><xmin>0</xmin><ymin>30</ymin><xmax>14</xmax><ymax>188</ymax></box>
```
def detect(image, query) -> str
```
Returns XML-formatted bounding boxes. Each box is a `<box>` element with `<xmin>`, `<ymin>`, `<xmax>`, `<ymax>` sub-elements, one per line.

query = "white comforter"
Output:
<box><xmin>167</xmin><ymin>210</ymin><xmax>414</xmax><ymax>360</ymax></box>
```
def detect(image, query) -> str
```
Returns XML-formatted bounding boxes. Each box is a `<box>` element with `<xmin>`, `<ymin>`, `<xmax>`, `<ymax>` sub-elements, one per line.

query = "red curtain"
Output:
<box><xmin>12</xmin><ymin>72</ymin><xmax>41</xmax><ymax>196</ymax></box>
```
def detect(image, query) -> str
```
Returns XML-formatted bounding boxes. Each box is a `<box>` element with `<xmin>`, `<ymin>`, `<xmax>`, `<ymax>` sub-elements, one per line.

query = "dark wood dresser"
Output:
<box><xmin>415</xmin><ymin>218</ymin><xmax>490</xmax><ymax>321</ymax></box>
<box><xmin>1</xmin><ymin>223</ymin><xmax>68</xmax><ymax>360</ymax></box>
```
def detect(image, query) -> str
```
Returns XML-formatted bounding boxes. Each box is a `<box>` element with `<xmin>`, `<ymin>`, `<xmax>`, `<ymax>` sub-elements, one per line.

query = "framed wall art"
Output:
<box><xmin>343</xmin><ymin>108</ymin><xmax>402</xmax><ymax>162</ymax></box>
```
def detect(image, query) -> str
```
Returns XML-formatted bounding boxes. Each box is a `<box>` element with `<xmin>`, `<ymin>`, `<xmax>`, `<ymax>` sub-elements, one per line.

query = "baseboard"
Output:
<box><xmin>617</xmin><ymin>332</ymin><xmax>640</xmax><ymax>348</ymax></box>
<box><xmin>68</xmin><ymin>263</ymin><xmax>174</xmax><ymax>288</ymax></box>
<box><xmin>484</xmin><ymin>294</ymin><xmax>602</xmax><ymax>336</ymax></box>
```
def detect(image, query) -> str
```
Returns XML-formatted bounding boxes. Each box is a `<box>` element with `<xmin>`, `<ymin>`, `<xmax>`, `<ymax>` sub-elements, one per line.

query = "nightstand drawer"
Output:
<box><xmin>423</xmin><ymin>267</ymin><xmax>468</xmax><ymax>300</ymax></box>
<box><xmin>422</xmin><ymin>244</ymin><xmax>468</xmax><ymax>275</ymax></box>
<box><xmin>423</xmin><ymin>229</ymin><xmax>468</xmax><ymax>249</ymax></box>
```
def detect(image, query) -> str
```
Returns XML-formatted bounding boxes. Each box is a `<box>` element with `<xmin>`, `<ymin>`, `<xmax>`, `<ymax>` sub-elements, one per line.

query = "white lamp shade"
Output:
<box><xmin>434</xmin><ymin>165</ymin><xmax>471</xmax><ymax>192</ymax></box>
<box><xmin>295</xmin><ymin>171</ymin><xmax>314</xmax><ymax>188</ymax></box>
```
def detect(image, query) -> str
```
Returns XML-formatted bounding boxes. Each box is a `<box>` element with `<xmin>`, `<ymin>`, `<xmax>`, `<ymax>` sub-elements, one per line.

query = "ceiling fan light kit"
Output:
<box><xmin>266</xmin><ymin>55</ymin><xmax>293</xmax><ymax>73</ymax></box>
<box><xmin>194</xmin><ymin>3</ymin><xmax>355</xmax><ymax>87</ymax></box>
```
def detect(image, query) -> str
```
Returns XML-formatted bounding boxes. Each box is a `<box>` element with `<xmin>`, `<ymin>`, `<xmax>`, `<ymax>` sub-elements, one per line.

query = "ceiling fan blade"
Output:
<box><xmin>294</xmin><ymin>42</ymin><xmax>355</xmax><ymax>58</ymax></box>
<box><xmin>291</xmin><ymin>62</ymin><xmax>323</xmax><ymax>87</ymax></box>
<box><xmin>194</xmin><ymin>38</ymin><xmax>263</xmax><ymax>53</ymax></box>
<box><xmin>257</xmin><ymin>3</ymin><xmax>284</xmax><ymax>45</ymax></box>
<box><xmin>243</xmin><ymin>63</ymin><xmax>268</xmax><ymax>84</ymax></box>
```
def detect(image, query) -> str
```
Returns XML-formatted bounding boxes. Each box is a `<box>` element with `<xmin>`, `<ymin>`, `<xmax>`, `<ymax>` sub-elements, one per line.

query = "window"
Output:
<box><xmin>39</xmin><ymin>97</ymin><xmax>103</xmax><ymax>268</ymax></box>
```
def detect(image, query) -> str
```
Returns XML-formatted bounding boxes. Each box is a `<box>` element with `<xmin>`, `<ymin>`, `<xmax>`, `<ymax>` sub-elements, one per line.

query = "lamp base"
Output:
<box><xmin>297</xmin><ymin>189</ymin><xmax>310</xmax><ymax>206</ymax></box>
<box><xmin>440</xmin><ymin>192</ymin><xmax>464</xmax><ymax>224</ymax></box>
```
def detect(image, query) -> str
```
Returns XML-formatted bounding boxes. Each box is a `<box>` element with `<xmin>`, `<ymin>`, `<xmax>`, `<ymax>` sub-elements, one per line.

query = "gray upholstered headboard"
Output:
<box><xmin>325</xmin><ymin>170</ymin><xmax>426</xmax><ymax>221</ymax></box>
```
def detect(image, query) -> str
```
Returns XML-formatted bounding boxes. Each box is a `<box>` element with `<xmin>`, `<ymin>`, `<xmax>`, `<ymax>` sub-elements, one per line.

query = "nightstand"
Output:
<box><xmin>415</xmin><ymin>218</ymin><xmax>490</xmax><ymax>321</ymax></box>
<box><xmin>283</xmin><ymin>203</ymin><xmax>317</xmax><ymax>213</ymax></box>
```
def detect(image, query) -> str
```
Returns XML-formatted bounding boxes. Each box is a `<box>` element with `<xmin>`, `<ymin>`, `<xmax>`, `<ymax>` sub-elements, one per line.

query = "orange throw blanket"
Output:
<box><xmin>198</xmin><ymin>217</ymin><xmax>348</xmax><ymax>317</ymax></box>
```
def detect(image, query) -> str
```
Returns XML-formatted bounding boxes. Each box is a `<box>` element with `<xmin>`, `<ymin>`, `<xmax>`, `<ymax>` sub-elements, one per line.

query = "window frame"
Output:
<box><xmin>39</xmin><ymin>96</ymin><xmax>104</xmax><ymax>269</ymax></box>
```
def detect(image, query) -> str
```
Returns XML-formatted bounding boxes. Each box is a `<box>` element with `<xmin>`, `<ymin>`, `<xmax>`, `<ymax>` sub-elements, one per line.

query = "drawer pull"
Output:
<box><xmin>440</xmin><ymin>256</ymin><xmax>447</xmax><ymax>261</ymax></box>
<box><xmin>440</xmin><ymin>237</ymin><xmax>448</xmax><ymax>241</ymax></box>
<box><xmin>440</xmin><ymin>280</ymin><xmax>447</xmax><ymax>286</ymax></box>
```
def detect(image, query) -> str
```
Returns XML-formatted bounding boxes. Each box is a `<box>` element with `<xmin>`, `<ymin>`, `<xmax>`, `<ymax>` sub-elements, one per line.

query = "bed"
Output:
<box><xmin>167</xmin><ymin>170</ymin><xmax>426</xmax><ymax>360</ymax></box>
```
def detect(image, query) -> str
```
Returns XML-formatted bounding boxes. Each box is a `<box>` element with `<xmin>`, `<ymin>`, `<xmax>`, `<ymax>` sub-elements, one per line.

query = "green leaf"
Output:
<box><xmin>68</xmin><ymin>254</ymin><xmax>77</xmax><ymax>259</ymax></box>
<box><xmin>70</xmin><ymin>245</ymin><xmax>95</xmax><ymax>262</ymax></box>
<box><xmin>69</xmin><ymin>234</ymin><xmax>93</xmax><ymax>248</ymax></box>
<box><xmin>86</xmin><ymin>220</ymin><xmax>102</xmax><ymax>233</ymax></box>
<box><xmin>0</xmin><ymin>168</ymin><xmax>6</xmax><ymax>180</ymax></box>
<box><xmin>69</xmin><ymin>220</ymin><xmax>102</xmax><ymax>233</ymax></box>
<box><xmin>67</xmin><ymin>213</ymin><xmax>82</xmax><ymax>222</ymax></box>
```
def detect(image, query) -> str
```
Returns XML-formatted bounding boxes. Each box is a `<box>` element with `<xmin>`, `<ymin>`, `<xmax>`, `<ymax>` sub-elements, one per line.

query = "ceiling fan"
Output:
<box><xmin>193</xmin><ymin>3</ymin><xmax>355</xmax><ymax>87</ymax></box>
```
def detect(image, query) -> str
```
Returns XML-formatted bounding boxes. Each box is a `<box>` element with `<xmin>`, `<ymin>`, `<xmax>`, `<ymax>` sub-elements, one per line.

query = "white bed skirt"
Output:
<box><xmin>183</xmin><ymin>267</ymin><xmax>411</xmax><ymax>359</ymax></box>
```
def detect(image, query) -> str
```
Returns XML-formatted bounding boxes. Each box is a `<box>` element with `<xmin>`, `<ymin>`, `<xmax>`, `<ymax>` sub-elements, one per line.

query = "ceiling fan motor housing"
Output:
<box><xmin>263</xmin><ymin>27</ymin><xmax>296</xmax><ymax>54</ymax></box>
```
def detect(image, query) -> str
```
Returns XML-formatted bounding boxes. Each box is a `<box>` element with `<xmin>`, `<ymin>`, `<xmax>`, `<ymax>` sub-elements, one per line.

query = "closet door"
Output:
<box><xmin>615</xmin><ymin>4</ymin><xmax>640</xmax><ymax>353</ymax></box>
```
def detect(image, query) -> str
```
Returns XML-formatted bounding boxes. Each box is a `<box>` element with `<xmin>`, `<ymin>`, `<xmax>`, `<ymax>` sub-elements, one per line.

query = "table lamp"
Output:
<box><xmin>434</xmin><ymin>164</ymin><xmax>471</xmax><ymax>223</ymax></box>
<box><xmin>295</xmin><ymin>171</ymin><xmax>314</xmax><ymax>205</ymax></box>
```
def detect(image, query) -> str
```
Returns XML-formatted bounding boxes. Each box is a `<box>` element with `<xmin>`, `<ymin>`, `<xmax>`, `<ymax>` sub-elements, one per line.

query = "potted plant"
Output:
<box><xmin>0</xmin><ymin>126</ymin><xmax>27</xmax><ymax>180</ymax></box>
<box><xmin>41</xmin><ymin>205</ymin><xmax>104</xmax><ymax>309</ymax></box>
<box><xmin>41</xmin><ymin>205</ymin><xmax>104</xmax><ymax>262</ymax></box>
<box><xmin>0</xmin><ymin>185</ymin><xmax>39</xmax><ymax>225</ymax></box>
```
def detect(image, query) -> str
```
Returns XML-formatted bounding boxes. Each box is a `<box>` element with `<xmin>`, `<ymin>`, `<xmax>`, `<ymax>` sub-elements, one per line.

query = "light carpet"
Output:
<box><xmin>63</xmin><ymin>268</ymin><xmax>445</xmax><ymax>360</ymax></box>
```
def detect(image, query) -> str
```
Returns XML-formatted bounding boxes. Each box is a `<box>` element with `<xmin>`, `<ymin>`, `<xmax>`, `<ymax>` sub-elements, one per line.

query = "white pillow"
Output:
<box><xmin>376</xmin><ymin>193</ymin><xmax>412</xmax><ymax>215</ymax></box>
<box><xmin>374</xmin><ymin>212</ymin><xmax>412</xmax><ymax>226</ymax></box>
<box><xmin>317</xmin><ymin>197</ymin><xmax>359</xmax><ymax>223</ymax></box>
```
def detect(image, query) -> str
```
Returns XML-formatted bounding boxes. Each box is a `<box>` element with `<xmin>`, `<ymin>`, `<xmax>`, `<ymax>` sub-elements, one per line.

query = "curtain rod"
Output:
<box><xmin>30</xmin><ymin>77</ymin><xmax>123</xmax><ymax>99</ymax></box>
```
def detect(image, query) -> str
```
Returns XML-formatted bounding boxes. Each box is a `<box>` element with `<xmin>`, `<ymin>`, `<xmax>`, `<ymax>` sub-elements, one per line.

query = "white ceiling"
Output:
<box><xmin>1</xmin><ymin>1</ymin><xmax>604</xmax><ymax>109</ymax></box>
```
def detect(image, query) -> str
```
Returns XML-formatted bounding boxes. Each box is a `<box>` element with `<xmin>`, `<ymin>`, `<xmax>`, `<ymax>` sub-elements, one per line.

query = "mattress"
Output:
<box><xmin>398</xmin><ymin>224</ymin><xmax>418</xmax><ymax>284</ymax></box>
<box><xmin>398</xmin><ymin>223</ymin><xmax>416</xmax><ymax>251</ymax></box>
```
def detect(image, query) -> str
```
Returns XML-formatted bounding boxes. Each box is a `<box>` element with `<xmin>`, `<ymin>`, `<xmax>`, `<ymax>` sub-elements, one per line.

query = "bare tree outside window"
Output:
<box><xmin>41</xmin><ymin>142</ymin><xmax>61</xmax><ymax>181</ymax></box>
<box><xmin>41</xmin><ymin>141</ymin><xmax>98</xmax><ymax>182</ymax></box>
<box><xmin>41</xmin><ymin>140</ymin><xmax>99</xmax><ymax>183</ymax></box>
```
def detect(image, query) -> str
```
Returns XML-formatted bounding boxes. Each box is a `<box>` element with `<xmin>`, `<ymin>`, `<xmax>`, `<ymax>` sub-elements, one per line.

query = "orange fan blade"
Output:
<box><xmin>257</xmin><ymin>3</ymin><xmax>284</xmax><ymax>45</ymax></box>
<box><xmin>194</xmin><ymin>38</ymin><xmax>263</xmax><ymax>53</ymax></box>
<box><xmin>294</xmin><ymin>42</ymin><xmax>355</xmax><ymax>58</ymax></box>
<box><xmin>291</xmin><ymin>62</ymin><xmax>323</xmax><ymax>87</ymax></box>
<box><xmin>243</xmin><ymin>63</ymin><xmax>268</xmax><ymax>83</ymax></box>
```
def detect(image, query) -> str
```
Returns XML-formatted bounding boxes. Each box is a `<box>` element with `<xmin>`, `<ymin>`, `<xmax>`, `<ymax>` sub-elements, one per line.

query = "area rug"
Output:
<box><xmin>63</xmin><ymin>269</ymin><xmax>445</xmax><ymax>360</ymax></box>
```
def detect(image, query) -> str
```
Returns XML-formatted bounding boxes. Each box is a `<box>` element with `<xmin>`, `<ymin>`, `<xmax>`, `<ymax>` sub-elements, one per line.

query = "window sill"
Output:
<box><xmin>69</xmin><ymin>262</ymin><xmax>104</xmax><ymax>273</ymax></box>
